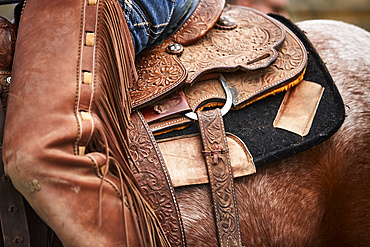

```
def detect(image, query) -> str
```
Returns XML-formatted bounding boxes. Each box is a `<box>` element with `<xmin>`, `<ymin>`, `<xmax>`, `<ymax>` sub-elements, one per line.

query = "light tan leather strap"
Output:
<box><xmin>197</xmin><ymin>108</ymin><xmax>242</xmax><ymax>247</ymax></box>
<box><xmin>129</xmin><ymin>111</ymin><xmax>186</xmax><ymax>247</ymax></box>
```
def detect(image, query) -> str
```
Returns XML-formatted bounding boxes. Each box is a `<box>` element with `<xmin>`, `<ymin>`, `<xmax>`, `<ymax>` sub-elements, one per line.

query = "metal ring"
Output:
<box><xmin>185</xmin><ymin>73</ymin><xmax>233</xmax><ymax>121</ymax></box>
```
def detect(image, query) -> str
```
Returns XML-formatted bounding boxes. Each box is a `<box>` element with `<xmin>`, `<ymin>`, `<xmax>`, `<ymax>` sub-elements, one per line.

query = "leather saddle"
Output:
<box><xmin>125</xmin><ymin>1</ymin><xmax>309</xmax><ymax>246</ymax></box>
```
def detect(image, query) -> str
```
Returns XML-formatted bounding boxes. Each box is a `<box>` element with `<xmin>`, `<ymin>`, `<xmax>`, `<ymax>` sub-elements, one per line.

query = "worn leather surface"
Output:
<box><xmin>133</xmin><ymin>40</ymin><xmax>188</xmax><ymax>109</ymax></box>
<box><xmin>158</xmin><ymin>133</ymin><xmax>255</xmax><ymax>187</ymax></box>
<box><xmin>129</xmin><ymin>112</ymin><xmax>185</xmax><ymax>247</ymax></box>
<box><xmin>131</xmin><ymin>5</ymin><xmax>286</xmax><ymax>109</ymax></box>
<box><xmin>2</xmin><ymin>0</ymin><xmax>142</xmax><ymax>246</ymax></box>
<box><xmin>273</xmin><ymin>80</ymin><xmax>324</xmax><ymax>136</ymax></box>
<box><xmin>197</xmin><ymin>108</ymin><xmax>242</xmax><ymax>247</ymax></box>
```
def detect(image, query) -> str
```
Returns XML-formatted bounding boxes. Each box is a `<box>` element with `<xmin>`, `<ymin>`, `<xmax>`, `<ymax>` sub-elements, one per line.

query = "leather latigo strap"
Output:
<box><xmin>129</xmin><ymin>112</ymin><xmax>186</xmax><ymax>247</ymax></box>
<box><xmin>197</xmin><ymin>109</ymin><xmax>243</xmax><ymax>247</ymax></box>
<box><xmin>0</xmin><ymin>154</ymin><xmax>31</xmax><ymax>247</ymax></box>
<box><xmin>132</xmin><ymin>5</ymin><xmax>286</xmax><ymax>109</ymax></box>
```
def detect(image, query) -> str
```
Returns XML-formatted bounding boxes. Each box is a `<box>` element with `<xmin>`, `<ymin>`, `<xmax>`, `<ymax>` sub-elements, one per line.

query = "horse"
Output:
<box><xmin>0</xmin><ymin>3</ymin><xmax>369</xmax><ymax>246</ymax></box>
<box><xmin>175</xmin><ymin>20</ymin><xmax>370</xmax><ymax>246</ymax></box>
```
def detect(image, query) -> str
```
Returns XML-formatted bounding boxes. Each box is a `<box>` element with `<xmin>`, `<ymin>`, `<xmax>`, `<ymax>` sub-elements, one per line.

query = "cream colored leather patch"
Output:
<box><xmin>88</xmin><ymin>0</ymin><xmax>97</xmax><ymax>5</ymax></box>
<box><xmin>78</xmin><ymin>146</ymin><xmax>86</xmax><ymax>156</ymax></box>
<box><xmin>273</xmin><ymin>80</ymin><xmax>324</xmax><ymax>136</ymax></box>
<box><xmin>83</xmin><ymin>71</ymin><xmax>92</xmax><ymax>85</ymax></box>
<box><xmin>157</xmin><ymin>133</ymin><xmax>255</xmax><ymax>187</ymax></box>
<box><xmin>85</xmin><ymin>32</ymin><xmax>95</xmax><ymax>47</ymax></box>
<box><xmin>80</xmin><ymin>111</ymin><xmax>91</xmax><ymax>121</ymax></box>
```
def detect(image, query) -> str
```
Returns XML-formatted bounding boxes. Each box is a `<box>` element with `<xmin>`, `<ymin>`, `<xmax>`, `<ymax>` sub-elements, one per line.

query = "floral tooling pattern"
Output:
<box><xmin>128</xmin><ymin>112</ymin><xmax>185</xmax><ymax>246</ymax></box>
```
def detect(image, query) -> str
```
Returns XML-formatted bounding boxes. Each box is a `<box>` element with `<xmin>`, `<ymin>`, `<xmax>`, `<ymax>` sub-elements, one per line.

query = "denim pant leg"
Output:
<box><xmin>120</xmin><ymin>0</ymin><xmax>196</xmax><ymax>54</ymax></box>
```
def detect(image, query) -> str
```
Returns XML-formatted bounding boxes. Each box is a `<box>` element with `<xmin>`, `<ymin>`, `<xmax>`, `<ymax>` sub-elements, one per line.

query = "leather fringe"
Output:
<box><xmin>88</xmin><ymin>1</ymin><xmax>170</xmax><ymax>246</ymax></box>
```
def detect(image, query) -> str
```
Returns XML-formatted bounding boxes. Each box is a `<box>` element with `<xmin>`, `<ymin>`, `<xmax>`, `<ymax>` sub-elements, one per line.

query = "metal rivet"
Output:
<box><xmin>8</xmin><ymin>204</ymin><xmax>18</xmax><ymax>213</ymax></box>
<box><xmin>12</xmin><ymin>236</ymin><xmax>24</xmax><ymax>245</ymax></box>
<box><xmin>216</xmin><ymin>16</ymin><xmax>237</xmax><ymax>29</ymax></box>
<box><xmin>166</xmin><ymin>43</ymin><xmax>183</xmax><ymax>55</ymax></box>
<box><xmin>153</xmin><ymin>105</ymin><xmax>164</xmax><ymax>114</ymax></box>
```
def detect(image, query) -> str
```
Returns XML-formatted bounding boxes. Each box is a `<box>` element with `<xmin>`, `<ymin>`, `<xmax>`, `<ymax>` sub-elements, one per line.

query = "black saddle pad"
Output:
<box><xmin>155</xmin><ymin>14</ymin><xmax>345</xmax><ymax>167</ymax></box>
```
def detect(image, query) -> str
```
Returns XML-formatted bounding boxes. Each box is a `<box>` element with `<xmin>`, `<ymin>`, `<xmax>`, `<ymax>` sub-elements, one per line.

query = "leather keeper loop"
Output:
<box><xmin>87</xmin><ymin>152</ymin><xmax>107</xmax><ymax>167</ymax></box>
<box><xmin>85</xmin><ymin>3</ymin><xmax>97</xmax><ymax>32</ymax></box>
<box><xmin>79</xmin><ymin>115</ymin><xmax>93</xmax><ymax>146</ymax></box>
<box><xmin>86</xmin><ymin>153</ymin><xmax>122</xmax><ymax>196</ymax></box>
<box><xmin>79</xmin><ymin>84</ymin><xmax>92</xmax><ymax>112</ymax></box>
<box><xmin>81</xmin><ymin>46</ymin><xmax>94</xmax><ymax>72</ymax></box>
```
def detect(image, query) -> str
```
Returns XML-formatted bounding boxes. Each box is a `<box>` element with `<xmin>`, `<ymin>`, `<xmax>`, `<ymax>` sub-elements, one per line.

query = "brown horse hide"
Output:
<box><xmin>175</xmin><ymin>20</ymin><xmax>370</xmax><ymax>247</ymax></box>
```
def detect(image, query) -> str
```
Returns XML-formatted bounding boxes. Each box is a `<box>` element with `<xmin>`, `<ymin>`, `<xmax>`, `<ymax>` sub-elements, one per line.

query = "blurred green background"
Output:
<box><xmin>0</xmin><ymin>0</ymin><xmax>369</xmax><ymax>30</ymax></box>
<box><xmin>289</xmin><ymin>0</ymin><xmax>370</xmax><ymax>30</ymax></box>
<box><xmin>0</xmin><ymin>3</ymin><xmax>15</xmax><ymax>21</ymax></box>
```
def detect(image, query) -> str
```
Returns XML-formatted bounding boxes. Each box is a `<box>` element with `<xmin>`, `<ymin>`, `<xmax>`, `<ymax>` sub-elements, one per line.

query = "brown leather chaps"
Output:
<box><xmin>2</xmin><ymin>0</ymin><xmax>168</xmax><ymax>246</ymax></box>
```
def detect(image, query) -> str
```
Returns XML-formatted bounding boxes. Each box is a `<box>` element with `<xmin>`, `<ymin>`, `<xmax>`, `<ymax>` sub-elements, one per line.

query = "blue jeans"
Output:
<box><xmin>119</xmin><ymin>0</ymin><xmax>198</xmax><ymax>54</ymax></box>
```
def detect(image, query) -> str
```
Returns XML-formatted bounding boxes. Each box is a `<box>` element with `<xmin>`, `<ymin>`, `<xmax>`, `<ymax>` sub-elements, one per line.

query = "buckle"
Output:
<box><xmin>185</xmin><ymin>73</ymin><xmax>232</xmax><ymax>121</ymax></box>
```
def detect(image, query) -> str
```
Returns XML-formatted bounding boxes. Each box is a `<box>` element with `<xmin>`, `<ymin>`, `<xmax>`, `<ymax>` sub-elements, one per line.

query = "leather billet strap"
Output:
<box><xmin>129</xmin><ymin>111</ymin><xmax>186</xmax><ymax>247</ymax></box>
<box><xmin>197</xmin><ymin>108</ymin><xmax>243</xmax><ymax>247</ymax></box>
<box><xmin>0</xmin><ymin>116</ymin><xmax>31</xmax><ymax>247</ymax></box>
<box><xmin>0</xmin><ymin>157</ymin><xmax>30</xmax><ymax>247</ymax></box>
